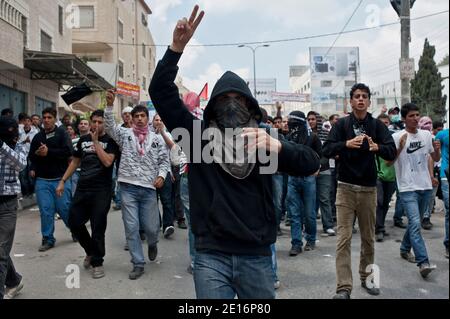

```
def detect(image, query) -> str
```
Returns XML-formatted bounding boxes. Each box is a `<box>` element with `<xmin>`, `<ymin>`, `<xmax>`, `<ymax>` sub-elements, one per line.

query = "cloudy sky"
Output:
<box><xmin>145</xmin><ymin>0</ymin><xmax>449</xmax><ymax>94</ymax></box>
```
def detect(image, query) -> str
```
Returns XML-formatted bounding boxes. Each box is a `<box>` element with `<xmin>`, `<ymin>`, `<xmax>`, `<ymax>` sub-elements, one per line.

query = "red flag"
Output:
<box><xmin>199</xmin><ymin>83</ymin><xmax>208</xmax><ymax>101</ymax></box>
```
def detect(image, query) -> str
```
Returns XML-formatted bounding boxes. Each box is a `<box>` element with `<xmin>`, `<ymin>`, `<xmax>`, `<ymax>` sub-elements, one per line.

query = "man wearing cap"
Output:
<box><xmin>149</xmin><ymin>5</ymin><xmax>320</xmax><ymax>299</ymax></box>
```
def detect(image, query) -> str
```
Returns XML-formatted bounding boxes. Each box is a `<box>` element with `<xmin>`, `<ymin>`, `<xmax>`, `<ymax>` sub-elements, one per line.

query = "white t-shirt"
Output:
<box><xmin>393</xmin><ymin>129</ymin><xmax>434</xmax><ymax>192</ymax></box>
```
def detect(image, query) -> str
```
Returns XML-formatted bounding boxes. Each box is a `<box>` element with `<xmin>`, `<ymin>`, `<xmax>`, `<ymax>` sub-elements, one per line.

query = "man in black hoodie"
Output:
<box><xmin>149</xmin><ymin>5</ymin><xmax>320</xmax><ymax>299</ymax></box>
<box><xmin>323</xmin><ymin>83</ymin><xmax>396</xmax><ymax>299</ymax></box>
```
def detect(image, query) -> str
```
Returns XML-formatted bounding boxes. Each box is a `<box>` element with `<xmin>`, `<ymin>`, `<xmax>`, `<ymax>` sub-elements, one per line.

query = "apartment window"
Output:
<box><xmin>149</xmin><ymin>48</ymin><xmax>152</xmax><ymax>58</ymax></box>
<box><xmin>377</xmin><ymin>98</ymin><xmax>386</xmax><ymax>105</ymax></box>
<box><xmin>142</xmin><ymin>76</ymin><xmax>147</xmax><ymax>89</ymax></box>
<box><xmin>345</xmin><ymin>80</ymin><xmax>356</xmax><ymax>87</ymax></box>
<box><xmin>118</xmin><ymin>20</ymin><xmax>124</xmax><ymax>39</ymax></box>
<box><xmin>78</xmin><ymin>6</ymin><xmax>94</xmax><ymax>28</ymax></box>
<box><xmin>118</xmin><ymin>61</ymin><xmax>124</xmax><ymax>79</ymax></box>
<box><xmin>22</xmin><ymin>16</ymin><xmax>28</xmax><ymax>48</ymax></box>
<box><xmin>141</xmin><ymin>13</ymin><xmax>148</xmax><ymax>27</ymax></box>
<box><xmin>81</xmin><ymin>56</ymin><xmax>102</xmax><ymax>62</ymax></box>
<box><xmin>40</xmin><ymin>30</ymin><xmax>52</xmax><ymax>52</ymax></box>
<box><xmin>142</xmin><ymin>44</ymin><xmax>146</xmax><ymax>57</ymax></box>
<box><xmin>321</xmin><ymin>80</ymin><xmax>332</xmax><ymax>88</ymax></box>
<box><xmin>58</xmin><ymin>6</ymin><xmax>64</xmax><ymax>35</ymax></box>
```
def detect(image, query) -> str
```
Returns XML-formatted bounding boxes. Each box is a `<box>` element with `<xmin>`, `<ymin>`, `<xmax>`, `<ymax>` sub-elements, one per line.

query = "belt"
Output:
<box><xmin>338</xmin><ymin>182</ymin><xmax>375</xmax><ymax>192</ymax></box>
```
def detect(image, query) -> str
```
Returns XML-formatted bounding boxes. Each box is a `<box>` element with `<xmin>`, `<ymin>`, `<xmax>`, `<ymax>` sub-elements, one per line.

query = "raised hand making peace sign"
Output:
<box><xmin>170</xmin><ymin>5</ymin><xmax>205</xmax><ymax>53</ymax></box>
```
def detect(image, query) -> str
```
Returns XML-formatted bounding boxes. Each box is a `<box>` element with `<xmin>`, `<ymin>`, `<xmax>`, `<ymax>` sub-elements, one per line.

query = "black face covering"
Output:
<box><xmin>213</xmin><ymin>97</ymin><xmax>252</xmax><ymax>130</ymax></box>
<box><xmin>0</xmin><ymin>116</ymin><xmax>19</xmax><ymax>148</ymax></box>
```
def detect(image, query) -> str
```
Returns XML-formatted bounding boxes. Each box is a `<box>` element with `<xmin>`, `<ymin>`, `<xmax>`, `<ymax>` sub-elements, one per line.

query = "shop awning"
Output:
<box><xmin>24</xmin><ymin>50</ymin><xmax>114</xmax><ymax>92</ymax></box>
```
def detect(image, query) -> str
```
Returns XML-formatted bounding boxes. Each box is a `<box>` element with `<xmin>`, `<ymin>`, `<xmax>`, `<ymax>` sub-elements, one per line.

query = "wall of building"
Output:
<box><xmin>72</xmin><ymin>0</ymin><xmax>155</xmax><ymax>113</ymax></box>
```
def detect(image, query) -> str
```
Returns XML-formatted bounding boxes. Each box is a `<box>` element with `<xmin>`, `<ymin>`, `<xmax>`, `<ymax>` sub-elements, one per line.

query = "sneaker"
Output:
<box><xmin>289</xmin><ymin>245</ymin><xmax>302</xmax><ymax>256</ymax></box>
<box><xmin>304</xmin><ymin>242</ymin><xmax>316</xmax><ymax>251</ymax></box>
<box><xmin>361</xmin><ymin>281</ymin><xmax>380</xmax><ymax>296</ymax></box>
<box><xmin>352</xmin><ymin>227</ymin><xmax>357</xmax><ymax>234</ymax></box>
<box><xmin>71</xmin><ymin>233</ymin><xmax>78</xmax><ymax>243</ymax></box>
<box><xmin>177</xmin><ymin>220</ymin><xmax>188</xmax><ymax>229</ymax></box>
<box><xmin>163</xmin><ymin>226</ymin><xmax>175</xmax><ymax>239</ymax></box>
<box><xmin>129</xmin><ymin>266</ymin><xmax>145</xmax><ymax>280</ymax></box>
<box><xmin>400</xmin><ymin>251</ymin><xmax>416</xmax><ymax>263</ymax></box>
<box><xmin>421</xmin><ymin>218</ymin><xmax>433</xmax><ymax>230</ymax></box>
<box><xmin>92</xmin><ymin>266</ymin><xmax>105</xmax><ymax>279</ymax></box>
<box><xmin>124</xmin><ymin>242</ymin><xmax>129</xmax><ymax>251</ymax></box>
<box><xmin>113</xmin><ymin>204</ymin><xmax>121</xmax><ymax>211</ymax></box>
<box><xmin>376</xmin><ymin>232</ymin><xmax>384</xmax><ymax>242</ymax></box>
<box><xmin>419</xmin><ymin>263</ymin><xmax>436</xmax><ymax>278</ymax></box>
<box><xmin>38</xmin><ymin>240</ymin><xmax>54</xmax><ymax>252</ymax></box>
<box><xmin>326</xmin><ymin>228</ymin><xmax>336</xmax><ymax>236</ymax></box>
<box><xmin>285</xmin><ymin>218</ymin><xmax>291</xmax><ymax>227</ymax></box>
<box><xmin>394</xmin><ymin>221</ymin><xmax>407</xmax><ymax>229</ymax></box>
<box><xmin>139</xmin><ymin>231</ymin><xmax>146</xmax><ymax>241</ymax></box>
<box><xmin>316</xmin><ymin>212</ymin><xmax>321</xmax><ymax>220</ymax></box>
<box><xmin>274</xmin><ymin>280</ymin><xmax>281</xmax><ymax>290</ymax></box>
<box><xmin>4</xmin><ymin>279</ymin><xmax>24</xmax><ymax>299</ymax></box>
<box><xmin>333</xmin><ymin>290</ymin><xmax>351</xmax><ymax>299</ymax></box>
<box><xmin>83</xmin><ymin>256</ymin><xmax>92</xmax><ymax>269</ymax></box>
<box><xmin>148</xmin><ymin>245</ymin><xmax>158</xmax><ymax>261</ymax></box>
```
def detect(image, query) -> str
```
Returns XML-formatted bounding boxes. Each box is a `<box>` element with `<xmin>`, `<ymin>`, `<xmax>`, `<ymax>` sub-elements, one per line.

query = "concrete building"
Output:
<box><xmin>0</xmin><ymin>0</ymin><xmax>72</xmax><ymax>116</ymax></box>
<box><xmin>0</xmin><ymin>0</ymin><xmax>111</xmax><ymax>118</ymax></box>
<box><xmin>287</xmin><ymin>47</ymin><xmax>360</xmax><ymax>118</ymax></box>
<box><xmin>71</xmin><ymin>0</ymin><xmax>156</xmax><ymax>116</ymax></box>
<box><xmin>370</xmin><ymin>80</ymin><xmax>402</xmax><ymax>117</ymax></box>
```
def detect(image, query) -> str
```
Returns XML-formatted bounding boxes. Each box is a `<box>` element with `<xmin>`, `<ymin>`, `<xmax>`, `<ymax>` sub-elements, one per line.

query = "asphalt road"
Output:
<box><xmin>8</xmin><ymin>199</ymin><xmax>449</xmax><ymax>299</ymax></box>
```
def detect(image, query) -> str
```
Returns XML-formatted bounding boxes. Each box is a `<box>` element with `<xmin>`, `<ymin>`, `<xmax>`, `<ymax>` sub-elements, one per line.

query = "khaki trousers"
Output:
<box><xmin>335</xmin><ymin>183</ymin><xmax>377</xmax><ymax>293</ymax></box>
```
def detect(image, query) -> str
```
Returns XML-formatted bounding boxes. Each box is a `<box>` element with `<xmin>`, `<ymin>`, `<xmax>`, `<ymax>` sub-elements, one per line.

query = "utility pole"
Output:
<box><xmin>400</xmin><ymin>0</ymin><xmax>412</xmax><ymax>106</ymax></box>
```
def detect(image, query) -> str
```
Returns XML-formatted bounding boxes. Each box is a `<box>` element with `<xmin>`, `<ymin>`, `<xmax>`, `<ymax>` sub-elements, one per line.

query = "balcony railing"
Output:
<box><xmin>0</xmin><ymin>0</ymin><xmax>24</xmax><ymax>31</ymax></box>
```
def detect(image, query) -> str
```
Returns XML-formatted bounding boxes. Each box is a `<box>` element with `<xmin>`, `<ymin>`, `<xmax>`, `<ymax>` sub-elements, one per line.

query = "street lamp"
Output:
<box><xmin>238</xmin><ymin>44</ymin><xmax>270</xmax><ymax>98</ymax></box>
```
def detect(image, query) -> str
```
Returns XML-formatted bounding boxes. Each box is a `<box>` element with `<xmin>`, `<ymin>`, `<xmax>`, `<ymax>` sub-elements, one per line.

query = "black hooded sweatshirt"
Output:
<box><xmin>150</xmin><ymin>48</ymin><xmax>320</xmax><ymax>256</ymax></box>
<box><xmin>322</xmin><ymin>113</ymin><xmax>396</xmax><ymax>187</ymax></box>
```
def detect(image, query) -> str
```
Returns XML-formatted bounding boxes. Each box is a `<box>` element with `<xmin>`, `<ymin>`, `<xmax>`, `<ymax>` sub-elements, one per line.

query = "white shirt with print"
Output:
<box><xmin>393</xmin><ymin>129</ymin><xmax>434</xmax><ymax>192</ymax></box>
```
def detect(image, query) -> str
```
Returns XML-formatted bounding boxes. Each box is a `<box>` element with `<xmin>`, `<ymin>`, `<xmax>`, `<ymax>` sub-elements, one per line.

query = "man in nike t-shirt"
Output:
<box><xmin>392</xmin><ymin>103</ymin><xmax>441</xmax><ymax>279</ymax></box>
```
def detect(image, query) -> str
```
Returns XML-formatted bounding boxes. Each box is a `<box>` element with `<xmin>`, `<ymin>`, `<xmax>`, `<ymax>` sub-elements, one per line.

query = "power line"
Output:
<box><xmin>324</xmin><ymin>0</ymin><xmax>364</xmax><ymax>58</ymax></box>
<box><xmin>72</xmin><ymin>9</ymin><xmax>449</xmax><ymax>48</ymax></box>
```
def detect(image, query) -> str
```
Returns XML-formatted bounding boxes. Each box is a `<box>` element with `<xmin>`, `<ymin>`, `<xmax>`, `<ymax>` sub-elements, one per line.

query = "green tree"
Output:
<box><xmin>438</xmin><ymin>54</ymin><xmax>449</xmax><ymax>67</ymax></box>
<box><xmin>410</xmin><ymin>39</ymin><xmax>447</xmax><ymax>122</ymax></box>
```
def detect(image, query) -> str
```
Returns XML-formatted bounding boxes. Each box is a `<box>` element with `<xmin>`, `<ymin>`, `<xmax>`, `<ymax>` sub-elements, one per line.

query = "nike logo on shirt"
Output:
<box><xmin>406</xmin><ymin>145</ymin><xmax>424</xmax><ymax>154</ymax></box>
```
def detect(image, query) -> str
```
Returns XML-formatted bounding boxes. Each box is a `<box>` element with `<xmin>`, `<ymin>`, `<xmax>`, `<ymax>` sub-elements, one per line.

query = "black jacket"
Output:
<box><xmin>150</xmin><ymin>48</ymin><xmax>320</xmax><ymax>256</ymax></box>
<box><xmin>322</xmin><ymin>113</ymin><xmax>396</xmax><ymax>187</ymax></box>
<box><xmin>29</xmin><ymin>126</ymin><xmax>73</xmax><ymax>179</ymax></box>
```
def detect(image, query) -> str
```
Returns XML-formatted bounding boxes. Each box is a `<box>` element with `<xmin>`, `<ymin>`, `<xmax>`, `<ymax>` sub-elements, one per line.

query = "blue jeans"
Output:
<box><xmin>194</xmin><ymin>250</ymin><xmax>275</xmax><ymax>299</ymax></box>
<box><xmin>35</xmin><ymin>178</ymin><xmax>71</xmax><ymax>245</ymax></box>
<box><xmin>157</xmin><ymin>173</ymin><xmax>174</xmax><ymax>230</ymax></box>
<box><xmin>400</xmin><ymin>190</ymin><xmax>433</xmax><ymax>266</ymax></box>
<box><xmin>423</xmin><ymin>186</ymin><xmax>438</xmax><ymax>219</ymax></box>
<box><xmin>120</xmin><ymin>182</ymin><xmax>160</xmax><ymax>267</ymax></box>
<box><xmin>287</xmin><ymin>175</ymin><xmax>317</xmax><ymax>246</ymax></box>
<box><xmin>271</xmin><ymin>244</ymin><xmax>278</xmax><ymax>282</ymax></box>
<box><xmin>316</xmin><ymin>172</ymin><xmax>334</xmax><ymax>231</ymax></box>
<box><xmin>71</xmin><ymin>171</ymin><xmax>80</xmax><ymax>197</ymax></box>
<box><xmin>394</xmin><ymin>188</ymin><xmax>405</xmax><ymax>223</ymax></box>
<box><xmin>112</xmin><ymin>166</ymin><xmax>121</xmax><ymax>207</ymax></box>
<box><xmin>272</xmin><ymin>174</ymin><xmax>284</xmax><ymax>226</ymax></box>
<box><xmin>441</xmin><ymin>179</ymin><xmax>449</xmax><ymax>249</ymax></box>
<box><xmin>180</xmin><ymin>175</ymin><xmax>195</xmax><ymax>267</ymax></box>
